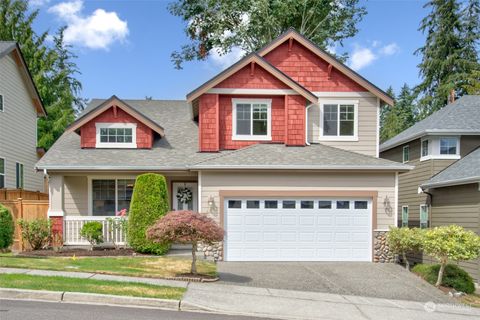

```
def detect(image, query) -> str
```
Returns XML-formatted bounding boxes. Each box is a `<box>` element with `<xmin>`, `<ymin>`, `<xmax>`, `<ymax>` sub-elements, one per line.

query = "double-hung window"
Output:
<box><xmin>91</xmin><ymin>178</ymin><xmax>135</xmax><ymax>216</ymax></box>
<box><xmin>421</xmin><ymin>139</ymin><xmax>429</xmax><ymax>157</ymax></box>
<box><xmin>16</xmin><ymin>162</ymin><xmax>24</xmax><ymax>189</ymax></box>
<box><xmin>403</xmin><ymin>145</ymin><xmax>410</xmax><ymax>163</ymax></box>
<box><xmin>95</xmin><ymin>123</ymin><xmax>137</xmax><ymax>148</ymax></box>
<box><xmin>439</xmin><ymin>137</ymin><xmax>457</xmax><ymax>155</ymax></box>
<box><xmin>420</xmin><ymin>205</ymin><xmax>429</xmax><ymax>229</ymax></box>
<box><xmin>0</xmin><ymin>158</ymin><xmax>5</xmax><ymax>188</ymax></box>
<box><xmin>0</xmin><ymin>94</ymin><xmax>4</xmax><ymax>112</ymax></box>
<box><xmin>401</xmin><ymin>206</ymin><xmax>409</xmax><ymax>227</ymax></box>
<box><xmin>232</xmin><ymin>99</ymin><xmax>271</xmax><ymax>140</ymax></box>
<box><xmin>320</xmin><ymin>101</ymin><xmax>358</xmax><ymax>140</ymax></box>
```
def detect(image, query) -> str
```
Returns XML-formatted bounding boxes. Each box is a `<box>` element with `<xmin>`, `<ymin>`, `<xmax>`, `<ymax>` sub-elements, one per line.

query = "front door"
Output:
<box><xmin>172</xmin><ymin>182</ymin><xmax>198</xmax><ymax>211</ymax></box>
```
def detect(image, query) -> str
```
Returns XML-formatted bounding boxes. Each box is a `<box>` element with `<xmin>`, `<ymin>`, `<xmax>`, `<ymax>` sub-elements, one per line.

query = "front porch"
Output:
<box><xmin>47</xmin><ymin>171</ymin><xmax>198</xmax><ymax>246</ymax></box>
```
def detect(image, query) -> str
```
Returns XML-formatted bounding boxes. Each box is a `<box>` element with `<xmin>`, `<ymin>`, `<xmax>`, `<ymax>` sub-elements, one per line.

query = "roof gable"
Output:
<box><xmin>0</xmin><ymin>41</ymin><xmax>46</xmax><ymax>117</ymax></box>
<box><xmin>67</xmin><ymin>95</ymin><xmax>165</xmax><ymax>136</ymax></box>
<box><xmin>186</xmin><ymin>54</ymin><xmax>318</xmax><ymax>103</ymax></box>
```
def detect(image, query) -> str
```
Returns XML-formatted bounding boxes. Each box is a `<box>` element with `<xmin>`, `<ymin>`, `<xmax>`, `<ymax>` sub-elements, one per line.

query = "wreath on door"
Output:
<box><xmin>176</xmin><ymin>187</ymin><xmax>193</xmax><ymax>204</ymax></box>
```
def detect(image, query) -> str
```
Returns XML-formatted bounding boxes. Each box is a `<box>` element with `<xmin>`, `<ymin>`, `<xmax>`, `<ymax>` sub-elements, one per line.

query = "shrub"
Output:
<box><xmin>18</xmin><ymin>219</ymin><xmax>51</xmax><ymax>250</ymax></box>
<box><xmin>423</xmin><ymin>225</ymin><xmax>480</xmax><ymax>287</ymax></box>
<box><xmin>0</xmin><ymin>204</ymin><xmax>14</xmax><ymax>250</ymax></box>
<box><xmin>128</xmin><ymin>173</ymin><xmax>170</xmax><ymax>254</ymax></box>
<box><xmin>80</xmin><ymin>221</ymin><xmax>104</xmax><ymax>250</ymax></box>
<box><xmin>412</xmin><ymin>264</ymin><xmax>475</xmax><ymax>294</ymax></box>
<box><xmin>386</xmin><ymin>227</ymin><xmax>424</xmax><ymax>270</ymax></box>
<box><xmin>147</xmin><ymin>210</ymin><xmax>224</xmax><ymax>274</ymax></box>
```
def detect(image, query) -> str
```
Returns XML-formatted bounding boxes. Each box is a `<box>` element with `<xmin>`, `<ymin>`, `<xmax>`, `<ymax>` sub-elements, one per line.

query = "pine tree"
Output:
<box><xmin>462</xmin><ymin>0</ymin><xmax>480</xmax><ymax>94</ymax></box>
<box><xmin>380</xmin><ymin>85</ymin><xmax>416</xmax><ymax>142</ymax></box>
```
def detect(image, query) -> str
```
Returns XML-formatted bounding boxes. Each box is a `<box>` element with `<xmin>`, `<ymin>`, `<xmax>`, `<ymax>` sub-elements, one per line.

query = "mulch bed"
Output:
<box><xmin>17</xmin><ymin>248</ymin><xmax>149</xmax><ymax>257</ymax></box>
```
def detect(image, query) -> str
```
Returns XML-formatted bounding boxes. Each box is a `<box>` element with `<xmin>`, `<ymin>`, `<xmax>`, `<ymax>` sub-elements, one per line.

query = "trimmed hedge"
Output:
<box><xmin>412</xmin><ymin>263</ymin><xmax>475</xmax><ymax>294</ymax></box>
<box><xmin>0</xmin><ymin>204</ymin><xmax>14</xmax><ymax>250</ymax></box>
<box><xmin>127</xmin><ymin>173</ymin><xmax>170</xmax><ymax>254</ymax></box>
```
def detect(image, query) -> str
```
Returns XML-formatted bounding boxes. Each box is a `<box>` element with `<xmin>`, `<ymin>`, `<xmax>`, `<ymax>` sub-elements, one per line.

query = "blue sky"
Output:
<box><xmin>31</xmin><ymin>0</ymin><xmax>429</xmax><ymax>100</ymax></box>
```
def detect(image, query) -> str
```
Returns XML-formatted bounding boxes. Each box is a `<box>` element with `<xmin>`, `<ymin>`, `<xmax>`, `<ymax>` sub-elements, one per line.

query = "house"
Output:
<box><xmin>0</xmin><ymin>42</ymin><xmax>47</xmax><ymax>192</ymax></box>
<box><xmin>380</xmin><ymin>95</ymin><xmax>480</xmax><ymax>283</ymax></box>
<box><xmin>37</xmin><ymin>29</ymin><xmax>411</xmax><ymax>262</ymax></box>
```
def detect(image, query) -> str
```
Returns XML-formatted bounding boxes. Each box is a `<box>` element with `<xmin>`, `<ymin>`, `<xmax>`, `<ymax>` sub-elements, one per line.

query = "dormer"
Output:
<box><xmin>66</xmin><ymin>96</ymin><xmax>164</xmax><ymax>149</ymax></box>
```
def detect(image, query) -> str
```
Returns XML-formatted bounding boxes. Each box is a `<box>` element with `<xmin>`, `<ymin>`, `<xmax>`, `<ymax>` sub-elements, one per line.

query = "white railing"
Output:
<box><xmin>64</xmin><ymin>216</ymin><xmax>128</xmax><ymax>246</ymax></box>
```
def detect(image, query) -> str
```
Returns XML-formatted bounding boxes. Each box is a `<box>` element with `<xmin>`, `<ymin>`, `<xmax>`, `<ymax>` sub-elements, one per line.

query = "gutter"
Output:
<box><xmin>420</xmin><ymin>176</ymin><xmax>480</xmax><ymax>190</ymax></box>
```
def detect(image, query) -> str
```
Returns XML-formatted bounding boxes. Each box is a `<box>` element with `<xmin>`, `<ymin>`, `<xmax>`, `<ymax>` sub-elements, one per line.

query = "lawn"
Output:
<box><xmin>0</xmin><ymin>254</ymin><xmax>217</xmax><ymax>278</ymax></box>
<box><xmin>460</xmin><ymin>294</ymin><xmax>480</xmax><ymax>308</ymax></box>
<box><xmin>0</xmin><ymin>274</ymin><xmax>185</xmax><ymax>299</ymax></box>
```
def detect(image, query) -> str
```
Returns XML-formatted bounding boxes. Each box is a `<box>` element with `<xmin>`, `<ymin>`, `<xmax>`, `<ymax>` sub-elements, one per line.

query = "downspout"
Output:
<box><xmin>305</xmin><ymin>104</ymin><xmax>313</xmax><ymax>146</ymax></box>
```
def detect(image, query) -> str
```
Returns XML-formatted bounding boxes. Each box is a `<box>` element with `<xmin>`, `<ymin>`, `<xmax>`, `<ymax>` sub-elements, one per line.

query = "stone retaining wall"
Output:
<box><xmin>198</xmin><ymin>242</ymin><xmax>223</xmax><ymax>261</ymax></box>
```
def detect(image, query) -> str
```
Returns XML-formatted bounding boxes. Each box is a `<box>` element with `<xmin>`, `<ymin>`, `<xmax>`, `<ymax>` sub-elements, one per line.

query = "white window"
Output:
<box><xmin>16</xmin><ymin>162</ymin><xmax>24</xmax><ymax>189</ymax></box>
<box><xmin>95</xmin><ymin>123</ymin><xmax>137</xmax><ymax>148</ymax></box>
<box><xmin>440</xmin><ymin>137</ymin><xmax>458</xmax><ymax>155</ymax></box>
<box><xmin>401</xmin><ymin>206</ymin><xmax>409</xmax><ymax>227</ymax></box>
<box><xmin>0</xmin><ymin>94</ymin><xmax>4</xmax><ymax>112</ymax></box>
<box><xmin>232</xmin><ymin>99</ymin><xmax>272</xmax><ymax>140</ymax></box>
<box><xmin>420</xmin><ymin>205</ymin><xmax>429</xmax><ymax>229</ymax></box>
<box><xmin>0</xmin><ymin>158</ymin><xmax>5</xmax><ymax>188</ymax></box>
<box><xmin>421</xmin><ymin>139</ymin><xmax>429</xmax><ymax>157</ymax></box>
<box><xmin>403</xmin><ymin>145</ymin><xmax>410</xmax><ymax>163</ymax></box>
<box><xmin>91</xmin><ymin>178</ymin><xmax>135</xmax><ymax>216</ymax></box>
<box><xmin>320</xmin><ymin>100</ymin><xmax>358</xmax><ymax>141</ymax></box>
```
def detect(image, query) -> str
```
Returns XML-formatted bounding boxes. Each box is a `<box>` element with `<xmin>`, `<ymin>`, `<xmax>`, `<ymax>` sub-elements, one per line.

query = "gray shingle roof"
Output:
<box><xmin>380</xmin><ymin>95</ymin><xmax>480</xmax><ymax>152</ymax></box>
<box><xmin>37</xmin><ymin>98</ymin><xmax>411</xmax><ymax>171</ymax></box>
<box><xmin>421</xmin><ymin>147</ymin><xmax>480</xmax><ymax>189</ymax></box>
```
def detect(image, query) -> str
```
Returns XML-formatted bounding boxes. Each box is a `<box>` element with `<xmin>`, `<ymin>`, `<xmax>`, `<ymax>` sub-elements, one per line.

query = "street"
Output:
<box><xmin>0</xmin><ymin>300</ymin><xmax>268</xmax><ymax>320</ymax></box>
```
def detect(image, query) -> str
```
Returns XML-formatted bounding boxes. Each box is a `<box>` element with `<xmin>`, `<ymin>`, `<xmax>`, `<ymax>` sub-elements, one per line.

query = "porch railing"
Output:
<box><xmin>64</xmin><ymin>216</ymin><xmax>127</xmax><ymax>246</ymax></box>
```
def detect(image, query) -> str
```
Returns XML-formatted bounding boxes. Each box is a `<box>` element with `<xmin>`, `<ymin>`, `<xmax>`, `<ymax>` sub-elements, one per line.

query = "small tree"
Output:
<box><xmin>106</xmin><ymin>209</ymin><xmax>127</xmax><ymax>250</ymax></box>
<box><xmin>18</xmin><ymin>218</ymin><xmax>51</xmax><ymax>250</ymax></box>
<box><xmin>387</xmin><ymin>227</ymin><xmax>424</xmax><ymax>270</ymax></box>
<box><xmin>423</xmin><ymin>225</ymin><xmax>480</xmax><ymax>287</ymax></box>
<box><xmin>0</xmin><ymin>204</ymin><xmax>14</xmax><ymax>251</ymax></box>
<box><xmin>128</xmin><ymin>173</ymin><xmax>170</xmax><ymax>254</ymax></box>
<box><xmin>147</xmin><ymin>210</ymin><xmax>224</xmax><ymax>274</ymax></box>
<box><xmin>80</xmin><ymin>221</ymin><xmax>104</xmax><ymax>250</ymax></box>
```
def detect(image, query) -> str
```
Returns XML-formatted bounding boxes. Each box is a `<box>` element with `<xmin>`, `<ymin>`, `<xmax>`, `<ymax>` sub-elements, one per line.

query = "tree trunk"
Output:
<box><xmin>191</xmin><ymin>242</ymin><xmax>197</xmax><ymax>274</ymax></box>
<box><xmin>435</xmin><ymin>261</ymin><xmax>446</xmax><ymax>287</ymax></box>
<box><xmin>402</xmin><ymin>252</ymin><xmax>410</xmax><ymax>270</ymax></box>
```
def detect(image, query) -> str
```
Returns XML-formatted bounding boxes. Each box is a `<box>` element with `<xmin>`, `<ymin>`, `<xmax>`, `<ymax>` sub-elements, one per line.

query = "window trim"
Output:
<box><xmin>87</xmin><ymin>175</ymin><xmax>136</xmax><ymax>216</ymax></box>
<box><xmin>0</xmin><ymin>157</ymin><xmax>5</xmax><ymax>188</ymax></box>
<box><xmin>402</xmin><ymin>145</ymin><xmax>410</xmax><ymax>163</ymax></box>
<box><xmin>319</xmin><ymin>100</ymin><xmax>359</xmax><ymax>141</ymax></box>
<box><xmin>232</xmin><ymin>98</ymin><xmax>272</xmax><ymax>141</ymax></box>
<box><xmin>15</xmin><ymin>162</ymin><xmax>24</xmax><ymax>189</ymax></box>
<box><xmin>419</xmin><ymin>204</ymin><xmax>429</xmax><ymax>229</ymax></box>
<box><xmin>95</xmin><ymin>123</ymin><xmax>137</xmax><ymax>148</ymax></box>
<box><xmin>421</xmin><ymin>138</ymin><xmax>429</xmax><ymax>158</ymax></box>
<box><xmin>401</xmin><ymin>206</ymin><xmax>409</xmax><ymax>227</ymax></box>
<box><xmin>420</xmin><ymin>136</ymin><xmax>460</xmax><ymax>161</ymax></box>
<box><xmin>0</xmin><ymin>94</ymin><xmax>4</xmax><ymax>112</ymax></box>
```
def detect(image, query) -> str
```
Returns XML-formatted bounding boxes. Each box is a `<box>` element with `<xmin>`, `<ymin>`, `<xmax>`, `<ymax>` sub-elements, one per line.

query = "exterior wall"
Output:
<box><xmin>308</xmin><ymin>96</ymin><xmax>378</xmax><ymax>156</ymax></box>
<box><xmin>63</xmin><ymin>176</ymin><xmax>88</xmax><ymax>215</ymax></box>
<box><xmin>285</xmin><ymin>95</ymin><xmax>306</xmax><ymax>146</ymax></box>
<box><xmin>199</xmin><ymin>94</ymin><xmax>219</xmax><ymax>152</ymax></box>
<box><xmin>214</xmin><ymin>64</ymin><xmax>290</xmax><ymax>89</ymax></box>
<box><xmin>426</xmin><ymin>184</ymin><xmax>480</xmax><ymax>283</ymax></box>
<box><xmin>80</xmin><ymin>107</ymin><xmax>153</xmax><ymax>149</ymax></box>
<box><xmin>200</xmin><ymin>171</ymin><xmax>397</xmax><ymax>230</ymax></box>
<box><xmin>263</xmin><ymin>40</ymin><xmax>367</xmax><ymax>92</ymax></box>
<box><xmin>0</xmin><ymin>53</ymin><xmax>44</xmax><ymax>191</ymax></box>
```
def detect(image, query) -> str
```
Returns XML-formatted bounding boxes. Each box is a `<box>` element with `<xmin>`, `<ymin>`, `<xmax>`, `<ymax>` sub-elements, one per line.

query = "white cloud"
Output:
<box><xmin>48</xmin><ymin>0</ymin><xmax>128</xmax><ymax>50</ymax></box>
<box><xmin>210</xmin><ymin>47</ymin><xmax>245</xmax><ymax>68</ymax></box>
<box><xmin>380</xmin><ymin>43</ymin><xmax>400</xmax><ymax>56</ymax></box>
<box><xmin>30</xmin><ymin>0</ymin><xmax>51</xmax><ymax>6</ymax></box>
<box><xmin>326</xmin><ymin>44</ymin><xmax>336</xmax><ymax>55</ymax></box>
<box><xmin>349</xmin><ymin>46</ymin><xmax>377</xmax><ymax>71</ymax></box>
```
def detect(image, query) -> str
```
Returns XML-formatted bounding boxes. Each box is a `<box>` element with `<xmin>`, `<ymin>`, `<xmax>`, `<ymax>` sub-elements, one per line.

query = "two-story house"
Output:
<box><xmin>380</xmin><ymin>95</ymin><xmax>480</xmax><ymax>283</ymax></box>
<box><xmin>0</xmin><ymin>42</ymin><xmax>47</xmax><ymax>192</ymax></box>
<box><xmin>37</xmin><ymin>29</ymin><xmax>411</xmax><ymax>262</ymax></box>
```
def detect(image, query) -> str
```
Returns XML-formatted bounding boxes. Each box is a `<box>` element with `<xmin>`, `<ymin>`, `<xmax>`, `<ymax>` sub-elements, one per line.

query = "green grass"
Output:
<box><xmin>0</xmin><ymin>253</ymin><xmax>217</xmax><ymax>278</ymax></box>
<box><xmin>460</xmin><ymin>294</ymin><xmax>480</xmax><ymax>308</ymax></box>
<box><xmin>412</xmin><ymin>263</ymin><xmax>476</xmax><ymax>294</ymax></box>
<box><xmin>0</xmin><ymin>274</ymin><xmax>185</xmax><ymax>299</ymax></box>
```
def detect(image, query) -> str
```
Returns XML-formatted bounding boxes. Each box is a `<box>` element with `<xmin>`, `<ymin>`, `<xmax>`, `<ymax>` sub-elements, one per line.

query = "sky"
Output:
<box><xmin>30</xmin><ymin>0</ymin><xmax>431</xmax><ymax>101</ymax></box>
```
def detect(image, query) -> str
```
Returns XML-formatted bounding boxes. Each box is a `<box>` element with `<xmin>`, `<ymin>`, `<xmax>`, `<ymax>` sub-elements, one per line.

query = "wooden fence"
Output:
<box><xmin>1</xmin><ymin>197</ymin><xmax>49</xmax><ymax>251</ymax></box>
<box><xmin>0</xmin><ymin>189</ymin><xmax>49</xmax><ymax>201</ymax></box>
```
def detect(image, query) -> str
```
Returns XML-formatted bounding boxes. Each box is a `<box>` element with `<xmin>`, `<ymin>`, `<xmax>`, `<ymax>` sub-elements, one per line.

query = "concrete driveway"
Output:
<box><xmin>216</xmin><ymin>262</ymin><xmax>451</xmax><ymax>303</ymax></box>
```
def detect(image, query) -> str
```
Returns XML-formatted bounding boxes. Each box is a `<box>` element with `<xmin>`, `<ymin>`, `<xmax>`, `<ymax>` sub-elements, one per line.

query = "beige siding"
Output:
<box><xmin>200</xmin><ymin>171</ymin><xmax>396</xmax><ymax>229</ymax></box>
<box><xmin>0</xmin><ymin>53</ymin><xmax>44</xmax><ymax>191</ymax></box>
<box><xmin>64</xmin><ymin>176</ymin><xmax>88</xmax><ymax>216</ymax></box>
<box><xmin>307</xmin><ymin>96</ymin><xmax>378</xmax><ymax>157</ymax></box>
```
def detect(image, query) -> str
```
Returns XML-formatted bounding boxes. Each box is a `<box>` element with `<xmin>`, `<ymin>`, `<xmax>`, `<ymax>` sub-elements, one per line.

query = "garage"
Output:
<box><xmin>224</xmin><ymin>198</ymin><xmax>372</xmax><ymax>261</ymax></box>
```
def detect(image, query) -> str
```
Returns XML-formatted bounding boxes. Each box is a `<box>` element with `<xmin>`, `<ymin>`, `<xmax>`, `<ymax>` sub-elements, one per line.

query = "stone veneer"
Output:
<box><xmin>374</xmin><ymin>230</ymin><xmax>394</xmax><ymax>263</ymax></box>
<box><xmin>198</xmin><ymin>242</ymin><xmax>223</xmax><ymax>262</ymax></box>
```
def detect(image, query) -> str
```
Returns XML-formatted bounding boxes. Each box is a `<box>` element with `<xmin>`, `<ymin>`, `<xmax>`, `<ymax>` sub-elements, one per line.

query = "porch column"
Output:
<box><xmin>47</xmin><ymin>174</ymin><xmax>64</xmax><ymax>237</ymax></box>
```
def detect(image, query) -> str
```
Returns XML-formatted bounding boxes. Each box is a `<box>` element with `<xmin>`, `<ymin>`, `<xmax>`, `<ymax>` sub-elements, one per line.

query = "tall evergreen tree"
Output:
<box><xmin>462</xmin><ymin>0</ymin><xmax>480</xmax><ymax>94</ymax></box>
<box><xmin>414</xmin><ymin>0</ymin><xmax>480</xmax><ymax>118</ymax></box>
<box><xmin>0</xmin><ymin>0</ymin><xmax>83</xmax><ymax>149</ymax></box>
<box><xmin>380</xmin><ymin>84</ymin><xmax>416</xmax><ymax>142</ymax></box>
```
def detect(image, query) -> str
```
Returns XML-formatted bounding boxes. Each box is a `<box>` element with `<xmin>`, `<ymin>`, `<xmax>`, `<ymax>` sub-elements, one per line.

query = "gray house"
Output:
<box><xmin>0</xmin><ymin>42</ymin><xmax>47</xmax><ymax>192</ymax></box>
<box><xmin>380</xmin><ymin>95</ymin><xmax>480</xmax><ymax>284</ymax></box>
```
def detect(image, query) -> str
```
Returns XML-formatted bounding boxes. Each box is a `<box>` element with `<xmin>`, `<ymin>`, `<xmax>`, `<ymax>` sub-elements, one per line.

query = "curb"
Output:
<box><xmin>0</xmin><ymin>288</ymin><xmax>179</xmax><ymax>311</ymax></box>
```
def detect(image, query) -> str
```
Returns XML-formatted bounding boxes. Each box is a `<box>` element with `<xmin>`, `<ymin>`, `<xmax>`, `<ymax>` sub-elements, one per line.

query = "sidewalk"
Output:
<box><xmin>2</xmin><ymin>267</ymin><xmax>480</xmax><ymax>320</ymax></box>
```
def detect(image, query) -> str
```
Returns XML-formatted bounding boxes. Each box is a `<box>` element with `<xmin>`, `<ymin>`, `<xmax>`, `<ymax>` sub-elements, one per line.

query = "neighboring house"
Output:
<box><xmin>0</xmin><ymin>42</ymin><xmax>47</xmax><ymax>192</ymax></box>
<box><xmin>380</xmin><ymin>95</ymin><xmax>480</xmax><ymax>283</ymax></box>
<box><xmin>37</xmin><ymin>29</ymin><xmax>411</xmax><ymax>262</ymax></box>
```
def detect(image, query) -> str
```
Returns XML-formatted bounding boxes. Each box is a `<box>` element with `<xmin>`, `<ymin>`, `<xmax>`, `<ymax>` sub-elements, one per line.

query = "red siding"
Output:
<box><xmin>50</xmin><ymin>216</ymin><xmax>63</xmax><ymax>239</ymax></box>
<box><xmin>214</xmin><ymin>64</ymin><xmax>289</xmax><ymax>89</ymax></box>
<box><xmin>285</xmin><ymin>95</ymin><xmax>306</xmax><ymax>146</ymax></box>
<box><xmin>199</xmin><ymin>94</ymin><xmax>219</xmax><ymax>152</ymax></box>
<box><xmin>80</xmin><ymin>107</ymin><xmax>153</xmax><ymax>149</ymax></box>
<box><xmin>264</xmin><ymin>40</ymin><xmax>367</xmax><ymax>92</ymax></box>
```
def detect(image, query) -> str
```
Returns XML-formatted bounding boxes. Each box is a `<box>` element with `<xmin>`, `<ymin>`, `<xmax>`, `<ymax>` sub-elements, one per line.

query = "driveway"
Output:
<box><xmin>216</xmin><ymin>262</ymin><xmax>451</xmax><ymax>303</ymax></box>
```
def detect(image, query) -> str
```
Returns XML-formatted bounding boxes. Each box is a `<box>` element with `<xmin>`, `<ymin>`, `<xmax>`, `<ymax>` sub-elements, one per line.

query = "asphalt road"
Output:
<box><xmin>0</xmin><ymin>300</ymin><xmax>268</xmax><ymax>320</ymax></box>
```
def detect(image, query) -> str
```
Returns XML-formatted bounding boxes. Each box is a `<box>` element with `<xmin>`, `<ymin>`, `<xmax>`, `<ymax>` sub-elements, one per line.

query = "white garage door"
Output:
<box><xmin>225</xmin><ymin>198</ymin><xmax>372</xmax><ymax>261</ymax></box>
